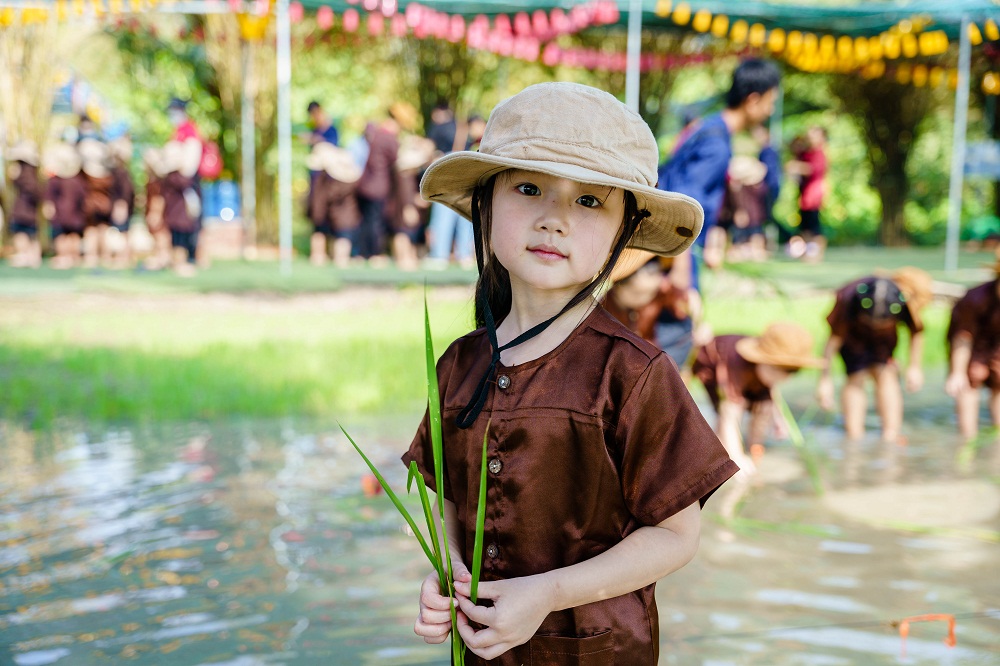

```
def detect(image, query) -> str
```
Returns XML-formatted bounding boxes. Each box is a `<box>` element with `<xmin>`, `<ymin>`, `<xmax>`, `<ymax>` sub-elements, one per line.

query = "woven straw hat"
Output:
<box><xmin>305</xmin><ymin>142</ymin><xmax>361</xmax><ymax>183</ymax></box>
<box><xmin>42</xmin><ymin>143</ymin><xmax>82</xmax><ymax>179</ymax></box>
<box><xmin>889</xmin><ymin>266</ymin><xmax>933</xmax><ymax>322</ymax></box>
<box><xmin>8</xmin><ymin>140</ymin><xmax>40</xmax><ymax>166</ymax></box>
<box><xmin>735</xmin><ymin>322</ymin><xmax>825</xmax><ymax>369</ymax></box>
<box><xmin>419</xmin><ymin>82</ymin><xmax>704</xmax><ymax>257</ymax></box>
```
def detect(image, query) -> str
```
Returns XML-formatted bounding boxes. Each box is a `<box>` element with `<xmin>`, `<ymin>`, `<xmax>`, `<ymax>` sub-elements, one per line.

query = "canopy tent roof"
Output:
<box><xmin>292</xmin><ymin>0</ymin><xmax>1000</xmax><ymax>38</ymax></box>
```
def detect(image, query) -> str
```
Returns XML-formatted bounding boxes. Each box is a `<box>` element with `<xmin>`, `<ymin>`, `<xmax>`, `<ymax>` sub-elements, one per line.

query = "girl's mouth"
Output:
<box><xmin>528</xmin><ymin>245</ymin><xmax>567</xmax><ymax>261</ymax></box>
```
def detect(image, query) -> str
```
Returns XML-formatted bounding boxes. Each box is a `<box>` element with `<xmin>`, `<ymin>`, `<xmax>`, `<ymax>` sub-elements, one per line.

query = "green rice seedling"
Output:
<box><xmin>776</xmin><ymin>393</ymin><xmax>825</xmax><ymax>496</ymax></box>
<box><xmin>342</xmin><ymin>293</ymin><xmax>489</xmax><ymax>664</ymax></box>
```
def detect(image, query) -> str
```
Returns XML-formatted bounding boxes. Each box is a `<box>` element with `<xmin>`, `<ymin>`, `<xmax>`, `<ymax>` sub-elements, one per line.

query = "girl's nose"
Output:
<box><xmin>535</xmin><ymin>200</ymin><xmax>570</xmax><ymax>235</ymax></box>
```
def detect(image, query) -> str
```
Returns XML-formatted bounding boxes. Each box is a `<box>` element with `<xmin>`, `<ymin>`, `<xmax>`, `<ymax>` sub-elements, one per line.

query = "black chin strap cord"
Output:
<box><xmin>455</xmin><ymin>298</ymin><xmax>559</xmax><ymax>429</ymax></box>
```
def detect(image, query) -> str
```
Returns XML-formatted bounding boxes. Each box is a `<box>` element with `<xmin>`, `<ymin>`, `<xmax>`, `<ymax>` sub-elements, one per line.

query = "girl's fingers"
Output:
<box><xmin>456</xmin><ymin>593</ymin><xmax>496</xmax><ymax>626</ymax></box>
<box><xmin>418</xmin><ymin>605</ymin><xmax>454</xmax><ymax>626</ymax></box>
<box><xmin>455</xmin><ymin>608</ymin><xmax>500</xmax><ymax>650</ymax></box>
<box><xmin>414</xmin><ymin>618</ymin><xmax>450</xmax><ymax>644</ymax></box>
<box><xmin>454</xmin><ymin>578</ymin><xmax>494</xmax><ymax>600</ymax></box>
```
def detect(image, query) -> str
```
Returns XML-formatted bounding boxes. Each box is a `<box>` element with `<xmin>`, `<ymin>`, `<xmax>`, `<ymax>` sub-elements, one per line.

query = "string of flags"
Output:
<box><xmin>3</xmin><ymin>0</ymin><xmax>1000</xmax><ymax>92</ymax></box>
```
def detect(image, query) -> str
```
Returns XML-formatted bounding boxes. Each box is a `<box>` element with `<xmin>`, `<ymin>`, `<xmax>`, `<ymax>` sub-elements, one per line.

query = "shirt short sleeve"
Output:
<box><xmin>615</xmin><ymin>353</ymin><xmax>739</xmax><ymax>526</ymax></box>
<box><xmin>826</xmin><ymin>286</ymin><xmax>852</xmax><ymax>339</ymax></box>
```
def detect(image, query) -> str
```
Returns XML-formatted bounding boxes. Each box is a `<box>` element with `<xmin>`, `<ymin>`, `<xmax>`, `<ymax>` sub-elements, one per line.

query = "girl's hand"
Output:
<box><xmin>453</xmin><ymin>574</ymin><xmax>554</xmax><ymax>660</ymax></box>
<box><xmin>817</xmin><ymin>376</ymin><xmax>835</xmax><ymax>411</ymax></box>
<box><xmin>905</xmin><ymin>366</ymin><xmax>924</xmax><ymax>393</ymax></box>
<box><xmin>945</xmin><ymin>371</ymin><xmax>969</xmax><ymax>398</ymax></box>
<box><xmin>414</xmin><ymin>570</ymin><xmax>457</xmax><ymax>644</ymax></box>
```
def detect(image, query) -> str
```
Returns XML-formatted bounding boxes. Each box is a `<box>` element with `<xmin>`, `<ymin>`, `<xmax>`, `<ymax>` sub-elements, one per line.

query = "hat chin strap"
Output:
<box><xmin>455</xmin><ymin>297</ymin><xmax>560</xmax><ymax>430</ymax></box>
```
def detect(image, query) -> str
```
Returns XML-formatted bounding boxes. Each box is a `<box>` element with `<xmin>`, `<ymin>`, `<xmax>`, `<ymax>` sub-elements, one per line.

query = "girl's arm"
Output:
<box><xmin>945</xmin><ymin>336</ymin><xmax>973</xmax><ymax>397</ymax></box>
<box><xmin>414</xmin><ymin>498</ymin><xmax>468</xmax><ymax>643</ymax></box>
<box><xmin>454</xmin><ymin>502</ymin><xmax>701</xmax><ymax>661</ymax></box>
<box><xmin>905</xmin><ymin>330</ymin><xmax>924</xmax><ymax>392</ymax></box>
<box><xmin>816</xmin><ymin>334</ymin><xmax>841</xmax><ymax>410</ymax></box>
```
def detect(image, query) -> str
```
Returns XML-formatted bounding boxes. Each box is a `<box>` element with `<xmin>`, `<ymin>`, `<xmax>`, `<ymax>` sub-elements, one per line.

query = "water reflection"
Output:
<box><xmin>1</xmin><ymin>408</ymin><xmax>998</xmax><ymax>665</ymax></box>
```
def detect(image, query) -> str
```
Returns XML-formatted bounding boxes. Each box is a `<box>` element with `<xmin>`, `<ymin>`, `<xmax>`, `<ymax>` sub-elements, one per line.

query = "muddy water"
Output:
<box><xmin>1</xmin><ymin>386</ymin><xmax>998</xmax><ymax>665</ymax></box>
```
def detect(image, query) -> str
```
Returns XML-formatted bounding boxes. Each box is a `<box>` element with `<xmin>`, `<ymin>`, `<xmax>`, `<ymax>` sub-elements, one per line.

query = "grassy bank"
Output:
<box><xmin>0</xmin><ymin>247</ymin><xmax>993</xmax><ymax>425</ymax></box>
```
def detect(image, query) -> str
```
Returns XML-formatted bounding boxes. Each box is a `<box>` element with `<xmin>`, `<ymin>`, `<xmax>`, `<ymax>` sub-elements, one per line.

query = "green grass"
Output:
<box><xmin>0</xmin><ymin>247</ymin><xmax>994</xmax><ymax>425</ymax></box>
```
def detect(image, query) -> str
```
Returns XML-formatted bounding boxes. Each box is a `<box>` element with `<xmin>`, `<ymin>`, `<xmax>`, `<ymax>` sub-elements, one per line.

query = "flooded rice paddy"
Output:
<box><xmin>1</xmin><ymin>382</ymin><xmax>998</xmax><ymax>665</ymax></box>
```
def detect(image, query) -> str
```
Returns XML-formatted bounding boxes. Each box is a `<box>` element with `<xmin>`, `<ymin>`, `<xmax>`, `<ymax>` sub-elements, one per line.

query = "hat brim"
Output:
<box><xmin>735</xmin><ymin>337</ymin><xmax>825</xmax><ymax>369</ymax></box>
<box><xmin>420</xmin><ymin>151</ymin><xmax>704</xmax><ymax>257</ymax></box>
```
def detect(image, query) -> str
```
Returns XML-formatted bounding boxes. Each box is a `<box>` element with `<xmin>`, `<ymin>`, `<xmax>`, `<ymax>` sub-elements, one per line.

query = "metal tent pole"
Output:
<box><xmin>241</xmin><ymin>40</ymin><xmax>257</xmax><ymax>256</ymax></box>
<box><xmin>625</xmin><ymin>0</ymin><xmax>643</xmax><ymax>112</ymax></box>
<box><xmin>276</xmin><ymin>0</ymin><xmax>293</xmax><ymax>275</ymax></box>
<box><xmin>945</xmin><ymin>15</ymin><xmax>972</xmax><ymax>273</ymax></box>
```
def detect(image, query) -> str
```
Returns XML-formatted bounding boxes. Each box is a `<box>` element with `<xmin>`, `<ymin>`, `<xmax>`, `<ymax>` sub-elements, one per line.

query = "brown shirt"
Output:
<box><xmin>357</xmin><ymin>124</ymin><xmax>399</xmax><ymax>201</ymax></box>
<box><xmin>161</xmin><ymin>172</ymin><xmax>197</xmax><ymax>233</ymax></box>
<box><xmin>692</xmin><ymin>335</ymin><xmax>771</xmax><ymax>412</ymax></box>
<box><xmin>12</xmin><ymin>164</ymin><xmax>41</xmax><ymax>225</ymax></box>
<box><xmin>84</xmin><ymin>172</ymin><xmax>115</xmax><ymax>223</ymax></box>
<box><xmin>948</xmin><ymin>279</ymin><xmax>1000</xmax><ymax>365</ymax></box>
<box><xmin>403</xmin><ymin>306</ymin><xmax>737</xmax><ymax>665</ymax></box>
<box><xmin>308</xmin><ymin>172</ymin><xmax>361</xmax><ymax>232</ymax></box>
<box><xmin>827</xmin><ymin>277</ymin><xmax>921</xmax><ymax>363</ymax></box>
<box><xmin>45</xmin><ymin>174</ymin><xmax>88</xmax><ymax>232</ymax></box>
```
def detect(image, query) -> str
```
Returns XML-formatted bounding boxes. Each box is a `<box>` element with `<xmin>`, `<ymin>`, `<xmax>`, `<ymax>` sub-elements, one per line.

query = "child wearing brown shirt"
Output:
<box><xmin>693</xmin><ymin>323</ymin><xmax>823</xmax><ymax>474</ymax></box>
<box><xmin>6</xmin><ymin>141</ymin><xmax>42</xmax><ymax>268</ymax></box>
<box><xmin>817</xmin><ymin>267</ymin><xmax>932</xmax><ymax>443</ymax></box>
<box><xmin>946</xmin><ymin>253</ymin><xmax>1000</xmax><ymax>439</ymax></box>
<box><xmin>42</xmin><ymin>142</ymin><xmax>87</xmax><ymax>269</ymax></box>
<box><xmin>402</xmin><ymin>82</ymin><xmax>737</xmax><ymax>665</ymax></box>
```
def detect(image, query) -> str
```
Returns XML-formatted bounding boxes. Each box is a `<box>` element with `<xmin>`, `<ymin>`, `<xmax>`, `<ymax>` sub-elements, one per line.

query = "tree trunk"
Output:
<box><xmin>831</xmin><ymin>75</ymin><xmax>936</xmax><ymax>246</ymax></box>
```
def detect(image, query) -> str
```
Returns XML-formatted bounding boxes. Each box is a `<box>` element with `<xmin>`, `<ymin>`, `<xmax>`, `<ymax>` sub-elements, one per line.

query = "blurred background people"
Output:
<box><xmin>721</xmin><ymin>155</ymin><xmax>769</xmax><ymax>262</ymax></box>
<box><xmin>79</xmin><ymin>138</ymin><xmax>115</xmax><ymax>269</ymax></box>
<box><xmin>693</xmin><ymin>322</ymin><xmax>823</xmax><ymax>475</ymax></box>
<box><xmin>786</xmin><ymin>126</ymin><xmax>829</xmax><ymax>261</ymax></box>
<box><xmin>423</xmin><ymin>102</ymin><xmax>475</xmax><ymax>270</ymax></box>
<box><xmin>388</xmin><ymin>136</ymin><xmax>435</xmax><ymax>271</ymax></box>
<box><xmin>108</xmin><ymin>136</ymin><xmax>136</xmax><ymax>268</ymax></box>
<box><xmin>305</xmin><ymin>142</ymin><xmax>361</xmax><ymax>267</ymax></box>
<box><xmin>946</xmin><ymin>252</ymin><xmax>1000</xmax><ymax>440</ymax></box>
<box><xmin>306</xmin><ymin>100</ymin><xmax>340</xmax><ymax>147</ymax></box>
<box><xmin>6</xmin><ymin>140</ymin><xmax>43</xmax><ymax>268</ymax></box>
<box><xmin>354</xmin><ymin>108</ymin><xmax>402</xmax><ymax>263</ymax></box>
<box><xmin>818</xmin><ymin>267</ymin><xmax>932</xmax><ymax>443</ymax></box>
<box><xmin>42</xmin><ymin>142</ymin><xmax>88</xmax><ymax>270</ymax></box>
<box><xmin>160</xmin><ymin>140</ymin><xmax>202</xmax><ymax>276</ymax></box>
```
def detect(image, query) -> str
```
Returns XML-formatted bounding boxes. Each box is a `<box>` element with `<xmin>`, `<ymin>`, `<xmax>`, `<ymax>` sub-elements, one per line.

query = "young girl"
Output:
<box><xmin>402</xmin><ymin>82</ymin><xmax>738</xmax><ymax>665</ymax></box>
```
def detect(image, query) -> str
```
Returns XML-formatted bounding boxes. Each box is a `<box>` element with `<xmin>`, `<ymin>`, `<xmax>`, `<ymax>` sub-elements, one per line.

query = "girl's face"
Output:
<box><xmin>490</xmin><ymin>169</ymin><xmax>624</xmax><ymax>298</ymax></box>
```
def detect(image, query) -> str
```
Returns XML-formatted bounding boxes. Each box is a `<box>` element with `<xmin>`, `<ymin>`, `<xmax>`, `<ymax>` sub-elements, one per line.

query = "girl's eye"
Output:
<box><xmin>577</xmin><ymin>194</ymin><xmax>601</xmax><ymax>208</ymax></box>
<box><xmin>515</xmin><ymin>183</ymin><xmax>540</xmax><ymax>196</ymax></box>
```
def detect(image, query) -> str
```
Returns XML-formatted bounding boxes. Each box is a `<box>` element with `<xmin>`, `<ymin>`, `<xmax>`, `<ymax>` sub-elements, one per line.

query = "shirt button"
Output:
<box><xmin>497</xmin><ymin>375</ymin><xmax>510</xmax><ymax>390</ymax></box>
<box><xmin>488</xmin><ymin>458</ymin><xmax>502</xmax><ymax>474</ymax></box>
<box><xmin>486</xmin><ymin>543</ymin><xmax>499</xmax><ymax>559</ymax></box>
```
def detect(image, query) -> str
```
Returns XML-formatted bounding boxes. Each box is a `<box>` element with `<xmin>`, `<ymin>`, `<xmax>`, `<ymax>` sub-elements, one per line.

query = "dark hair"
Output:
<box><xmin>307</xmin><ymin>101</ymin><xmax>322</xmax><ymax>113</ymax></box>
<box><xmin>168</xmin><ymin>97</ymin><xmax>187</xmax><ymax>111</ymax></box>
<box><xmin>469</xmin><ymin>173</ymin><xmax>644</xmax><ymax>328</ymax></box>
<box><xmin>849</xmin><ymin>277</ymin><xmax>909</xmax><ymax>322</ymax></box>
<box><xmin>725</xmin><ymin>58</ymin><xmax>781</xmax><ymax>109</ymax></box>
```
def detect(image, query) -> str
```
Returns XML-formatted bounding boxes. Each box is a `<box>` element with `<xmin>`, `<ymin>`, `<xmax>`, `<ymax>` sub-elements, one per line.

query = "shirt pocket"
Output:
<box><xmin>529</xmin><ymin>629</ymin><xmax>615</xmax><ymax>666</ymax></box>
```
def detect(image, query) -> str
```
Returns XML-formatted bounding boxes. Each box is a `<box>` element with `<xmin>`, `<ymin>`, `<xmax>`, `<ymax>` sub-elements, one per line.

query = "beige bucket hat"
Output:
<box><xmin>419</xmin><ymin>82</ymin><xmax>704</xmax><ymax>257</ymax></box>
<box><xmin>42</xmin><ymin>143</ymin><xmax>82</xmax><ymax>179</ymax></box>
<box><xmin>8</xmin><ymin>140</ymin><xmax>40</xmax><ymax>166</ymax></box>
<box><xmin>396</xmin><ymin>136</ymin><xmax>436</xmax><ymax>173</ymax></box>
<box><xmin>78</xmin><ymin>138</ymin><xmax>111</xmax><ymax>178</ymax></box>
<box><xmin>143</xmin><ymin>147</ymin><xmax>168</xmax><ymax>178</ymax></box>
<box><xmin>728</xmin><ymin>155</ymin><xmax>768</xmax><ymax>186</ymax></box>
<box><xmin>305</xmin><ymin>142</ymin><xmax>361</xmax><ymax>183</ymax></box>
<box><xmin>735</xmin><ymin>322</ymin><xmax>825</xmax><ymax>369</ymax></box>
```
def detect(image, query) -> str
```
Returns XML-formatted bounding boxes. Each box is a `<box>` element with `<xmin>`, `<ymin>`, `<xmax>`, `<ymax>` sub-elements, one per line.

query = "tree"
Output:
<box><xmin>831</xmin><ymin>74</ymin><xmax>937</xmax><ymax>246</ymax></box>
